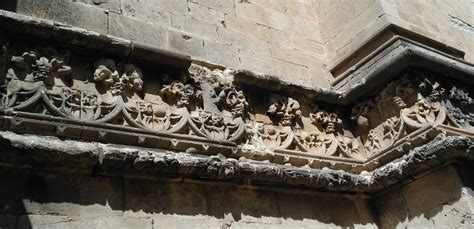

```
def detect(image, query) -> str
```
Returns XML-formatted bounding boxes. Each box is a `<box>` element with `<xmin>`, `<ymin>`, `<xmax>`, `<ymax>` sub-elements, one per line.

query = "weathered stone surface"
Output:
<box><xmin>402</xmin><ymin>166</ymin><xmax>464</xmax><ymax>216</ymax></box>
<box><xmin>16</xmin><ymin>0</ymin><xmax>108</xmax><ymax>34</ymax></box>
<box><xmin>123</xmin><ymin>180</ymin><xmax>208</xmax><ymax>217</ymax></box>
<box><xmin>168</xmin><ymin>29</ymin><xmax>206</xmax><ymax>59</ymax></box>
<box><xmin>373</xmin><ymin>166</ymin><xmax>474</xmax><ymax>228</ymax></box>
<box><xmin>0</xmin><ymin>170</ymin><xmax>123</xmax><ymax>217</ymax></box>
<box><xmin>75</xmin><ymin>0</ymin><xmax>121</xmax><ymax>13</ymax></box>
<box><xmin>108</xmin><ymin>13</ymin><xmax>168</xmax><ymax>48</ymax></box>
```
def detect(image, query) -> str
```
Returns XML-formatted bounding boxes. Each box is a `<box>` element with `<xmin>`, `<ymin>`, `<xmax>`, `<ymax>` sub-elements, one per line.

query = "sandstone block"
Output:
<box><xmin>151</xmin><ymin>215</ymin><xmax>224</xmax><ymax>229</ymax></box>
<box><xmin>121</xmin><ymin>0</ymin><xmax>171</xmax><ymax>26</ymax></box>
<box><xmin>206</xmin><ymin>186</ymin><xmax>281</xmax><ymax>224</ymax></box>
<box><xmin>257</xmin><ymin>25</ymin><xmax>292</xmax><ymax>45</ymax></box>
<box><xmin>372</xmin><ymin>188</ymin><xmax>409</xmax><ymax>229</ymax></box>
<box><xmin>204</xmin><ymin>39</ymin><xmax>240</xmax><ymax>68</ymax></box>
<box><xmin>123</xmin><ymin>179</ymin><xmax>208</xmax><ymax>217</ymax></box>
<box><xmin>0</xmin><ymin>171</ymin><xmax>123</xmax><ymax>217</ymax></box>
<box><xmin>190</xmin><ymin>0</ymin><xmax>235</xmax><ymax>15</ymax></box>
<box><xmin>402</xmin><ymin>166</ymin><xmax>463</xmax><ymax>217</ymax></box>
<box><xmin>223</xmin><ymin>15</ymin><xmax>260</xmax><ymax>37</ymax></box>
<box><xmin>171</xmin><ymin>14</ymin><xmax>219</xmax><ymax>41</ymax></box>
<box><xmin>235</xmin><ymin>2</ymin><xmax>293</xmax><ymax>32</ymax></box>
<box><xmin>18</xmin><ymin>215</ymin><xmax>153</xmax><ymax>229</ymax></box>
<box><xmin>17</xmin><ymin>0</ymin><xmax>108</xmax><ymax>34</ymax></box>
<box><xmin>75</xmin><ymin>0</ymin><xmax>121</xmax><ymax>13</ymax></box>
<box><xmin>319</xmin><ymin>0</ymin><xmax>356</xmax><ymax>41</ymax></box>
<box><xmin>188</xmin><ymin>2</ymin><xmax>225</xmax><ymax>25</ymax></box>
<box><xmin>168</xmin><ymin>29</ymin><xmax>206</xmax><ymax>59</ymax></box>
<box><xmin>108</xmin><ymin>13</ymin><xmax>168</xmax><ymax>48</ymax></box>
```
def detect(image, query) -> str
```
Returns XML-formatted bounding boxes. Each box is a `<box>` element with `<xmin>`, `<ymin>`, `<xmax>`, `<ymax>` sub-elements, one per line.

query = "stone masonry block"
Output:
<box><xmin>0</xmin><ymin>170</ymin><xmax>123</xmax><ymax>217</ymax></box>
<box><xmin>319</xmin><ymin>0</ymin><xmax>356</xmax><ymax>41</ymax></box>
<box><xmin>402</xmin><ymin>166</ymin><xmax>464</xmax><ymax>217</ymax></box>
<box><xmin>151</xmin><ymin>215</ymin><xmax>224</xmax><ymax>229</ymax></box>
<box><xmin>168</xmin><ymin>29</ymin><xmax>206</xmax><ymax>59</ymax></box>
<box><xmin>74</xmin><ymin>0</ymin><xmax>121</xmax><ymax>13</ymax></box>
<box><xmin>190</xmin><ymin>0</ymin><xmax>235</xmax><ymax>15</ymax></box>
<box><xmin>124</xmin><ymin>0</ymin><xmax>188</xmax><ymax>16</ymax></box>
<box><xmin>206</xmin><ymin>186</ymin><xmax>281</xmax><ymax>224</ymax></box>
<box><xmin>188</xmin><ymin>2</ymin><xmax>225</xmax><ymax>25</ymax></box>
<box><xmin>235</xmin><ymin>1</ymin><xmax>293</xmax><ymax>32</ymax></box>
<box><xmin>171</xmin><ymin>13</ymin><xmax>219</xmax><ymax>41</ymax></box>
<box><xmin>291</xmin><ymin>36</ymin><xmax>327</xmax><ymax>57</ymax></box>
<box><xmin>292</xmin><ymin>17</ymin><xmax>324</xmax><ymax>43</ymax></box>
<box><xmin>204</xmin><ymin>39</ymin><xmax>240</xmax><ymax>68</ymax></box>
<box><xmin>373</xmin><ymin>188</ymin><xmax>409</xmax><ymax>228</ymax></box>
<box><xmin>238</xmin><ymin>51</ymin><xmax>279</xmax><ymax>76</ymax></box>
<box><xmin>121</xmin><ymin>0</ymin><xmax>171</xmax><ymax>26</ymax></box>
<box><xmin>16</xmin><ymin>0</ymin><xmax>108</xmax><ymax>34</ymax></box>
<box><xmin>123</xmin><ymin>179</ymin><xmax>208</xmax><ymax>217</ymax></box>
<box><xmin>18</xmin><ymin>215</ymin><xmax>153</xmax><ymax>228</ymax></box>
<box><xmin>269</xmin><ymin>42</ymin><xmax>324</xmax><ymax>68</ymax></box>
<box><xmin>257</xmin><ymin>24</ymin><xmax>293</xmax><ymax>45</ymax></box>
<box><xmin>223</xmin><ymin>15</ymin><xmax>260</xmax><ymax>37</ymax></box>
<box><xmin>108</xmin><ymin>13</ymin><xmax>168</xmax><ymax>48</ymax></box>
<box><xmin>217</xmin><ymin>27</ymin><xmax>271</xmax><ymax>55</ymax></box>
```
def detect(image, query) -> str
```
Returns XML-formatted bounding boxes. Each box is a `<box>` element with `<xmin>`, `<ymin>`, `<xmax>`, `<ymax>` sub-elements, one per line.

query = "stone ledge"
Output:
<box><xmin>332</xmin><ymin>37</ymin><xmax>474</xmax><ymax>105</ymax></box>
<box><xmin>0</xmin><ymin>10</ymin><xmax>191</xmax><ymax>69</ymax></box>
<box><xmin>0</xmin><ymin>131</ymin><xmax>471</xmax><ymax>194</ymax></box>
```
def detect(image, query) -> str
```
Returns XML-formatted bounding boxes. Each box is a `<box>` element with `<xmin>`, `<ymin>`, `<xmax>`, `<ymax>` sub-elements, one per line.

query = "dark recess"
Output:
<box><xmin>0</xmin><ymin>0</ymin><xmax>17</xmax><ymax>12</ymax></box>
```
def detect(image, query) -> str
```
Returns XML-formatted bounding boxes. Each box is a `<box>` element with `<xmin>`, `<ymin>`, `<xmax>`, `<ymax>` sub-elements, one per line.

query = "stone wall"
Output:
<box><xmin>1</xmin><ymin>0</ymin><xmax>472</xmax><ymax>88</ymax></box>
<box><xmin>373</xmin><ymin>165</ymin><xmax>474</xmax><ymax>228</ymax></box>
<box><xmin>5</xmin><ymin>0</ymin><xmax>329</xmax><ymax>87</ymax></box>
<box><xmin>316</xmin><ymin>0</ymin><xmax>474</xmax><ymax>70</ymax></box>
<box><xmin>1</xmin><ymin>164</ymin><xmax>472</xmax><ymax>228</ymax></box>
<box><xmin>0</xmin><ymin>168</ymin><xmax>376</xmax><ymax>228</ymax></box>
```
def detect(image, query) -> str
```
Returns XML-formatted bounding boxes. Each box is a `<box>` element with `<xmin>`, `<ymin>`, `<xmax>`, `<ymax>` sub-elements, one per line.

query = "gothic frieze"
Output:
<box><xmin>0</xmin><ymin>39</ymin><xmax>472</xmax><ymax>172</ymax></box>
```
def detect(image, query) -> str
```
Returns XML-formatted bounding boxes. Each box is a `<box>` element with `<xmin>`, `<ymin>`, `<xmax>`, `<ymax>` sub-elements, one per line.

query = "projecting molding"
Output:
<box><xmin>0</xmin><ymin>10</ymin><xmax>473</xmax><ymax>192</ymax></box>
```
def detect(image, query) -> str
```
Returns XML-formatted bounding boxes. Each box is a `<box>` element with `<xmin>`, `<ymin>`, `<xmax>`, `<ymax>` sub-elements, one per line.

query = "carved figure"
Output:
<box><xmin>160</xmin><ymin>81</ymin><xmax>198</xmax><ymax>108</ymax></box>
<box><xmin>9</xmin><ymin>49</ymin><xmax>71</xmax><ymax>85</ymax></box>
<box><xmin>94</xmin><ymin>58</ymin><xmax>143</xmax><ymax>96</ymax></box>
<box><xmin>267</xmin><ymin>96</ymin><xmax>301</xmax><ymax>126</ymax></box>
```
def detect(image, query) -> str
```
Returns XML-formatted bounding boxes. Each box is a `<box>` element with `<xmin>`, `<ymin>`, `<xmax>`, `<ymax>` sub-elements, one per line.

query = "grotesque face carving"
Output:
<box><xmin>310</xmin><ymin>111</ymin><xmax>341</xmax><ymax>134</ymax></box>
<box><xmin>160</xmin><ymin>81</ymin><xmax>196</xmax><ymax>108</ymax></box>
<box><xmin>225</xmin><ymin>89</ymin><xmax>248</xmax><ymax>117</ymax></box>
<box><xmin>93</xmin><ymin>59</ymin><xmax>143</xmax><ymax>96</ymax></box>
<box><xmin>267</xmin><ymin>96</ymin><xmax>301</xmax><ymax>126</ymax></box>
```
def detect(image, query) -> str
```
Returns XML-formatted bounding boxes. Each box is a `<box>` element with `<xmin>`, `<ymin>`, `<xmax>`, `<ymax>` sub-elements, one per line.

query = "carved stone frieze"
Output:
<box><xmin>160</xmin><ymin>81</ymin><xmax>199</xmax><ymax>108</ymax></box>
<box><xmin>0</xmin><ymin>41</ymin><xmax>472</xmax><ymax>172</ymax></box>
<box><xmin>267</xmin><ymin>95</ymin><xmax>302</xmax><ymax>126</ymax></box>
<box><xmin>6</xmin><ymin>47</ymin><xmax>71</xmax><ymax>86</ymax></box>
<box><xmin>94</xmin><ymin>58</ymin><xmax>143</xmax><ymax>96</ymax></box>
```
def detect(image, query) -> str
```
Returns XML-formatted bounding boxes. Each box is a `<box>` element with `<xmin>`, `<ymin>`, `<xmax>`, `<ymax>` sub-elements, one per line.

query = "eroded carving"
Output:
<box><xmin>267</xmin><ymin>96</ymin><xmax>301</xmax><ymax>126</ymax></box>
<box><xmin>1</xmin><ymin>41</ymin><xmax>472</xmax><ymax>171</ymax></box>
<box><xmin>160</xmin><ymin>81</ymin><xmax>199</xmax><ymax>108</ymax></box>
<box><xmin>8</xmin><ymin>48</ymin><xmax>71</xmax><ymax>85</ymax></box>
<box><xmin>94</xmin><ymin>58</ymin><xmax>143</xmax><ymax>96</ymax></box>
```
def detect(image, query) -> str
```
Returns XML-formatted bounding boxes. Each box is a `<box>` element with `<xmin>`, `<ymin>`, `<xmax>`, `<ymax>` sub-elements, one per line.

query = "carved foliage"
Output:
<box><xmin>8</xmin><ymin>48</ymin><xmax>71</xmax><ymax>85</ymax></box>
<box><xmin>1</xmin><ymin>42</ymin><xmax>472</xmax><ymax>166</ymax></box>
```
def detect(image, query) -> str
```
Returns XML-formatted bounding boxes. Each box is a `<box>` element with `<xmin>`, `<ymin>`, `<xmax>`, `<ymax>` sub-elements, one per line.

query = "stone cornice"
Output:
<box><xmin>0</xmin><ymin>10</ymin><xmax>191</xmax><ymax>69</ymax></box>
<box><xmin>0</xmin><ymin>131</ymin><xmax>471</xmax><ymax>194</ymax></box>
<box><xmin>0</xmin><ymin>10</ymin><xmax>472</xmax><ymax>178</ymax></box>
